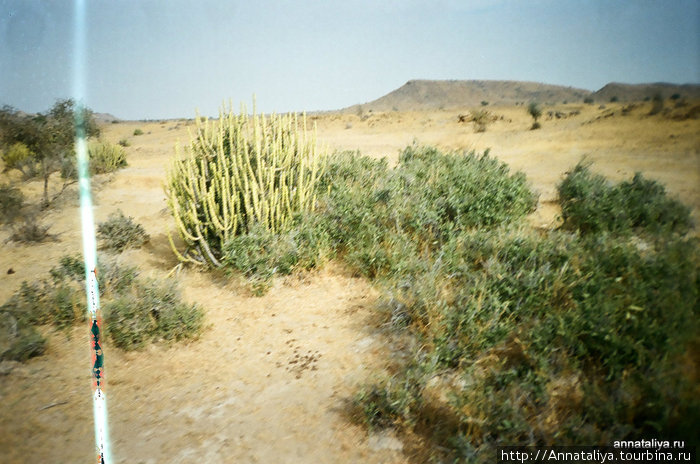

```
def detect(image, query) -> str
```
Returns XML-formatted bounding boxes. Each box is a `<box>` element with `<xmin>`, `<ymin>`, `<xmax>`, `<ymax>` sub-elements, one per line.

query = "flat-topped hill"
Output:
<box><xmin>343</xmin><ymin>79</ymin><xmax>700</xmax><ymax>112</ymax></box>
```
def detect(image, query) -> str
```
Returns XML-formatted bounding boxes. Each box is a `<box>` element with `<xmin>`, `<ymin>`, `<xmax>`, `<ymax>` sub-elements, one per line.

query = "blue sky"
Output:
<box><xmin>1</xmin><ymin>0</ymin><xmax>698</xmax><ymax>119</ymax></box>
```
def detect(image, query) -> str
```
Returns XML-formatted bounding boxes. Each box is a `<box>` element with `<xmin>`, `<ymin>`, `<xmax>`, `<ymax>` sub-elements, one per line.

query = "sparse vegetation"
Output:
<box><xmin>8</xmin><ymin>216</ymin><xmax>57</xmax><ymax>243</ymax></box>
<box><xmin>0</xmin><ymin>256</ymin><xmax>204</xmax><ymax>360</ymax></box>
<box><xmin>118</xmin><ymin>138</ymin><xmax>130</xmax><ymax>147</ymax></box>
<box><xmin>610</xmin><ymin>95</ymin><xmax>619</xmax><ymax>102</ymax></box>
<box><xmin>97</xmin><ymin>210</ymin><xmax>150</xmax><ymax>252</ymax></box>
<box><xmin>584</xmin><ymin>97</ymin><xmax>594</xmax><ymax>104</ymax></box>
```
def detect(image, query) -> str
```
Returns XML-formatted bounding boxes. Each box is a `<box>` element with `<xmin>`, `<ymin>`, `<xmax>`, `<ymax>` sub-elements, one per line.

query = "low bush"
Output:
<box><xmin>104</xmin><ymin>279</ymin><xmax>203</xmax><ymax>350</ymax></box>
<box><xmin>97</xmin><ymin>210</ymin><xmax>149</xmax><ymax>252</ymax></box>
<box><xmin>354</xmin><ymin>226</ymin><xmax>699</xmax><ymax>461</ymax></box>
<box><xmin>0</xmin><ymin>273</ymin><xmax>84</xmax><ymax>361</ymax></box>
<box><xmin>88</xmin><ymin>141</ymin><xmax>128</xmax><ymax>174</ymax></box>
<box><xmin>558</xmin><ymin>162</ymin><xmax>692</xmax><ymax>235</ymax></box>
<box><xmin>0</xmin><ymin>310</ymin><xmax>45</xmax><ymax>362</ymax></box>
<box><xmin>0</xmin><ymin>256</ymin><xmax>203</xmax><ymax>359</ymax></box>
<box><xmin>133</xmin><ymin>128</ymin><xmax>144</xmax><ymax>136</ymax></box>
<box><xmin>325</xmin><ymin>146</ymin><xmax>536</xmax><ymax>276</ymax></box>
<box><xmin>8</xmin><ymin>216</ymin><xmax>56</xmax><ymax>243</ymax></box>
<box><xmin>0</xmin><ymin>183</ymin><xmax>24</xmax><ymax>223</ymax></box>
<box><xmin>223</xmin><ymin>216</ymin><xmax>331</xmax><ymax>295</ymax></box>
<box><xmin>61</xmin><ymin>141</ymin><xmax>128</xmax><ymax>179</ymax></box>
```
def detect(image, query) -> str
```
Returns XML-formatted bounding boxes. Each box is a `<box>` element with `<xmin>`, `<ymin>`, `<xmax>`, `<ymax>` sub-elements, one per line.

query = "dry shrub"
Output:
<box><xmin>8</xmin><ymin>216</ymin><xmax>57</xmax><ymax>243</ymax></box>
<box><xmin>97</xmin><ymin>210</ymin><xmax>149</xmax><ymax>252</ymax></box>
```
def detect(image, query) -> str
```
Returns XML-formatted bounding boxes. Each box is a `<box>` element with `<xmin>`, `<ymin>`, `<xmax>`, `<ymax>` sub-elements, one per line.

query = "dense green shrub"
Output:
<box><xmin>0</xmin><ymin>183</ymin><xmax>24</xmax><ymax>223</ymax></box>
<box><xmin>221</xmin><ymin>145</ymin><xmax>536</xmax><ymax>293</ymax></box>
<box><xmin>222</xmin><ymin>216</ymin><xmax>330</xmax><ymax>295</ymax></box>
<box><xmin>133</xmin><ymin>128</ymin><xmax>144</xmax><ymax>136</ymax></box>
<box><xmin>355</xmin><ymin>226</ymin><xmax>699</xmax><ymax>461</ymax></box>
<box><xmin>317</xmin><ymin>145</ymin><xmax>536</xmax><ymax>279</ymax></box>
<box><xmin>97</xmin><ymin>210</ymin><xmax>149</xmax><ymax>252</ymax></box>
<box><xmin>558</xmin><ymin>163</ymin><xmax>692</xmax><ymax>235</ymax></box>
<box><xmin>345</xmin><ymin>158</ymin><xmax>698</xmax><ymax>462</ymax></box>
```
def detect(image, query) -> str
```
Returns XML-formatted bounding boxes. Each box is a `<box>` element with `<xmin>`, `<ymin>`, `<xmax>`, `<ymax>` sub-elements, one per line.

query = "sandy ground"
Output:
<box><xmin>0</xmin><ymin>102</ymin><xmax>698</xmax><ymax>463</ymax></box>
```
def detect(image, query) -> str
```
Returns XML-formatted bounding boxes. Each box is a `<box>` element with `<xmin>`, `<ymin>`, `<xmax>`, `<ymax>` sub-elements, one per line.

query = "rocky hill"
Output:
<box><xmin>592</xmin><ymin>82</ymin><xmax>700</xmax><ymax>102</ymax></box>
<box><xmin>344</xmin><ymin>79</ymin><xmax>700</xmax><ymax>112</ymax></box>
<box><xmin>344</xmin><ymin>80</ymin><xmax>592</xmax><ymax>112</ymax></box>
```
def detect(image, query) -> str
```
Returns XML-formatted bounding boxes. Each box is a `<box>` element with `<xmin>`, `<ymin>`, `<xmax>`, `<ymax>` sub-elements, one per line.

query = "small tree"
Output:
<box><xmin>527</xmin><ymin>102</ymin><xmax>542</xmax><ymax>129</ymax></box>
<box><xmin>0</xmin><ymin>100</ymin><xmax>100</xmax><ymax>207</ymax></box>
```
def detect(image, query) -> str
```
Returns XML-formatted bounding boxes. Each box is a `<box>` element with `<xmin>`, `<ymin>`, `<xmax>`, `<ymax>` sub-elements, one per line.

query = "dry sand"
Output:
<box><xmin>0</xmin><ymin>101</ymin><xmax>698</xmax><ymax>463</ymax></box>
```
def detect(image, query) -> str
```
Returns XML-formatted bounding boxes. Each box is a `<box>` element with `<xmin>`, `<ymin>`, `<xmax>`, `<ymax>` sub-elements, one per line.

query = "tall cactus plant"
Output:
<box><xmin>165</xmin><ymin>101</ymin><xmax>325</xmax><ymax>267</ymax></box>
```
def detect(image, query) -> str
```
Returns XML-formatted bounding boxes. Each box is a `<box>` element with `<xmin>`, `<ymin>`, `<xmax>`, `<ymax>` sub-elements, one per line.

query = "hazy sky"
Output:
<box><xmin>1</xmin><ymin>0</ymin><xmax>698</xmax><ymax>120</ymax></box>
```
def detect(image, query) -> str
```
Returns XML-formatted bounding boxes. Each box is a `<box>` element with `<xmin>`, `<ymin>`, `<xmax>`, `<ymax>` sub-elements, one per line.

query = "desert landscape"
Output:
<box><xmin>1</xmin><ymin>80</ymin><xmax>699</xmax><ymax>463</ymax></box>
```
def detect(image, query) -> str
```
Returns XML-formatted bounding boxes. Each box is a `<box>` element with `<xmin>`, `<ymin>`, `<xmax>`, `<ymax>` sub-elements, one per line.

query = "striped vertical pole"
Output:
<box><xmin>73</xmin><ymin>0</ymin><xmax>111</xmax><ymax>462</ymax></box>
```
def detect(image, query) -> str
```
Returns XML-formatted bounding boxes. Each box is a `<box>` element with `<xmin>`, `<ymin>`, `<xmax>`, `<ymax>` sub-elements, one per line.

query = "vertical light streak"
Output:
<box><xmin>73</xmin><ymin>0</ymin><xmax>111</xmax><ymax>462</ymax></box>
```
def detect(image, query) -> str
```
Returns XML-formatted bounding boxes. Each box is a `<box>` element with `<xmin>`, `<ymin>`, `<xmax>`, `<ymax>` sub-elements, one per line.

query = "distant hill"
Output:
<box><xmin>93</xmin><ymin>112</ymin><xmax>120</xmax><ymax>123</ymax></box>
<box><xmin>343</xmin><ymin>80</ymin><xmax>700</xmax><ymax>112</ymax></box>
<box><xmin>344</xmin><ymin>80</ymin><xmax>593</xmax><ymax>112</ymax></box>
<box><xmin>592</xmin><ymin>82</ymin><xmax>700</xmax><ymax>102</ymax></box>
